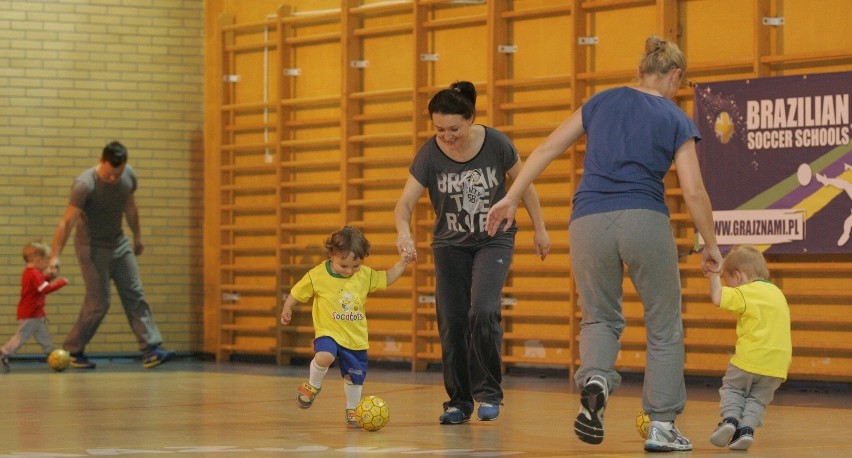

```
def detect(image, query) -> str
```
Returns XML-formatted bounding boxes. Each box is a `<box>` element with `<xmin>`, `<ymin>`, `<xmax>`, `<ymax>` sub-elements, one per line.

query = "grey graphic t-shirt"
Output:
<box><xmin>410</xmin><ymin>126</ymin><xmax>518</xmax><ymax>248</ymax></box>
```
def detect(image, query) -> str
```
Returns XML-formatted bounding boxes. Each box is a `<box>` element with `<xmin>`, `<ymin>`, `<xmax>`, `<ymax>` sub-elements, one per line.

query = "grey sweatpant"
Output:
<box><xmin>1</xmin><ymin>317</ymin><xmax>54</xmax><ymax>355</ymax></box>
<box><xmin>570</xmin><ymin>209</ymin><xmax>686</xmax><ymax>422</ymax></box>
<box><xmin>719</xmin><ymin>363</ymin><xmax>783</xmax><ymax>428</ymax></box>
<box><xmin>64</xmin><ymin>235</ymin><xmax>163</xmax><ymax>354</ymax></box>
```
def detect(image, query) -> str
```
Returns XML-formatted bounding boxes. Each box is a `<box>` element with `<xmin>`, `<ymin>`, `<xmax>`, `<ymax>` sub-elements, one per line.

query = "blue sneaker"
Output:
<box><xmin>477</xmin><ymin>402</ymin><xmax>500</xmax><ymax>421</ymax></box>
<box><xmin>439</xmin><ymin>407</ymin><xmax>471</xmax><ymax>425</ymax></box>
<box><xmin>69</xmin><ymin>353</ymin><xmax>96</xmax><ymax>369</ymax></box>
<box><xmin>142</xmin><ymin>347</ymin><xmax>175</xmax><ymax>368</ymax></box>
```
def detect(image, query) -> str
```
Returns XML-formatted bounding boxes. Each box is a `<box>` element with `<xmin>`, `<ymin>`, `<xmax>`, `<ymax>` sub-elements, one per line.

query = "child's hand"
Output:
<box><xmin>700</xmin><ymin>246</ymin><xmax>723</xmax><ymax>276</ymax></box>
<box><xmin>401</xmin><ymin>251</ymin><xmax>416</xmax><ymax>264</ymax></box>
<box><xmin>280</xmin><ymin>306</ymin><xmax>293</xmax><ymax>325</ymax></box>
<box><xmin>44</xmin><ymin>264</ymin><xmax>59</xmax><ymax>280</ymax></box>
<box><xmin>397</xmin><ymin>234</ymin><xmax>417</xmax><ymax>263</ymax></box>
<box><xmin>401</xmin><ymin>249</ymin><xmax>417</xmax><ymax>263</ymax></box>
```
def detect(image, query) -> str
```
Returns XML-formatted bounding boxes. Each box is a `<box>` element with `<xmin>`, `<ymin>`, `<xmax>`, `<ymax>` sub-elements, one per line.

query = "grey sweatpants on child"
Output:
<box><xmin>2</xmin><ymin>317</ymin><xmax>55</xmax><ymax>355</ymax></box>
<box><xmin>570</xmin><ymin>209</ymin><xmax>686</xmax><ymax>422</ymax></box>
<box><xmin>719</xmin><ymin>363</ymin><xmax>783</xmax><ymax>428</ymax></box>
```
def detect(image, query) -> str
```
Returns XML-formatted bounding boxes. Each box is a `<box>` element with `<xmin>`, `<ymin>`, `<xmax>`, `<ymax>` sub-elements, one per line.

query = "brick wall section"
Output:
<box><xmin>0</xmin><ymin>0</ymin><xmax>204</xmax><ymax>356</ymax></box>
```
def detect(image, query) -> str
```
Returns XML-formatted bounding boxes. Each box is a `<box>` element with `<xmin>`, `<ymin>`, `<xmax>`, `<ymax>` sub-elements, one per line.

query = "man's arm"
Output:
<box><xmin>125</xmin><ymin>194</ymin><xmax>144</xmax><ymax>255</ymax></box>
<box><xmin>50</xmin><ymin>204</ymin><xmax>82</xmax><ymax>270</ymax></box>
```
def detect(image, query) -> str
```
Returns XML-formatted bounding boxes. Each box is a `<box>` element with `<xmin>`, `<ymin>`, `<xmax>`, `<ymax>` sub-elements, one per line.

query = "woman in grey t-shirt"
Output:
<box><xmin>394</xmin><ymin>81</ymin><xmax>550</xmax><ymax>424</ymax></box>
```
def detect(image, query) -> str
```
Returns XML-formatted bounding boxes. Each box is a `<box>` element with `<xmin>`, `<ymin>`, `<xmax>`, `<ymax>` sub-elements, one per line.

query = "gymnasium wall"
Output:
<box><xmin>0</xmin><ymin>0</ymin><xmax>205</xmax><ymax>355</ymax></box>
<box><xmin>203</xmin><ymin>0</ymin><xmax>852</xmax><ymax>381</ymax></box>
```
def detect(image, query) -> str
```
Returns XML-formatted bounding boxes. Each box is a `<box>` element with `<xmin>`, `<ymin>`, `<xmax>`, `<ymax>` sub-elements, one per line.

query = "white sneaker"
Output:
<box><xmin>709</xmin><ymin>417</ymin><xmax>738</xmax><ymax>447</ymax></box>
<box><xmin>644</xmin><ymin>420</ymin><xmax>693</xmax><ymax>452</ymax></box>
<box><xmin>574</xmin><ymin>375</ymin><xmax>608</xmax><ymax>444</ymax></box>
<box><xmin>729</xmin><ymin>426</ymin><xmax>754</xmax><ymax>450</ymax></box>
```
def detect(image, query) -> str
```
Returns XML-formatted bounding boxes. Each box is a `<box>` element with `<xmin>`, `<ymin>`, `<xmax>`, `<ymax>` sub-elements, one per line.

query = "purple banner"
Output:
<box><xmin>694</xmin><ymin>71</ymin><xmax>852</xmax><ymax>254</ymax></box>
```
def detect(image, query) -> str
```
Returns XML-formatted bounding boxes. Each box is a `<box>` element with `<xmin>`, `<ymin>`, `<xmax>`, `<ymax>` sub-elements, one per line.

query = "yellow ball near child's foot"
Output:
<box><xmin>355</xmin><ymin>395</ymin><xmax>390</xmax><ymax>431</ymax></box>
<box><xmin>48</xmin><ymin>349</ymin><xmax>71</xmax><ymax>372</ymax></box>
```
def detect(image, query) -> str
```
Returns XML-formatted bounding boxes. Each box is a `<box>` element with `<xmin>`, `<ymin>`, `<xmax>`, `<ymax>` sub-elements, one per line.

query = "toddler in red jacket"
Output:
<box><xmin>1</xmin><ymin>240</ymin><xmax>68</xmax><ymax>371</ymax></box>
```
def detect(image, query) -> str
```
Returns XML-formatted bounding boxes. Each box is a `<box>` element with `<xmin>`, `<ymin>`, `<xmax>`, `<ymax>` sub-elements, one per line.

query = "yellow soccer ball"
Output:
<box><xmin>355</xmin><ymin>395</ymin><xmax>390</xmax><ymax>431</ymax></box>
<box><xmin>636</xmin><ymin>410</ymin><xmax>651</xmax><ymax>439</ymax></box>
<box><xmin>47</xmin><ymin>349</ymin><xmax>71</xmax><ymax>372</ymax></box>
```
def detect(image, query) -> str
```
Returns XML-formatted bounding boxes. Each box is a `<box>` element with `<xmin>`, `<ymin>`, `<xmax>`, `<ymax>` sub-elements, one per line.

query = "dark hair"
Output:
<box><xmin>324</xmin><ymin>226</ymin><xmax>371</xmax><ymax>260</ymax></box>
<box><xmin>102</xmin><ymin>141</ymin><xmax>128</xmax><ymax>167</ymax></box>
<box><xmin>427</xmin><ymin>80</ymin><xmax>477</xmax><ymax>120</ymax></box>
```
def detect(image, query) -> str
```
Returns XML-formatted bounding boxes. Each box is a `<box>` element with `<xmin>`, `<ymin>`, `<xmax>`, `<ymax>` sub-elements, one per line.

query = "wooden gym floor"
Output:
<box><xmin>1</xmin><ymin>355</ymin><xmax>851</xmax><ymax>457</ymax></box>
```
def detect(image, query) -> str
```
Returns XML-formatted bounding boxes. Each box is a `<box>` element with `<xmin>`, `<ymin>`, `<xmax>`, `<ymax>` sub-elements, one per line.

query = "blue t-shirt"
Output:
<box><xmin>572</xmin><ymin>86</ymin><xmax>700</xmax><ymax>221</ymax></box>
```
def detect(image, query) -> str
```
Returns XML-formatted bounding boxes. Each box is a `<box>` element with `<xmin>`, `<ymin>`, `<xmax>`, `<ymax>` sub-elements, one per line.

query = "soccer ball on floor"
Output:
<box><xmin>47</xmin><ymin>349</ymin><xmax>71</xmax><ymax>372</ymax></box>
<box><xmin>355</xmin><ymin>395</ymin><xmax>390</xmax><ymax>431</ymax></box>
<box><xmin>635</xmin><ymin>410</ymin><xmax>651</xmax><ymax>438</ymax></box>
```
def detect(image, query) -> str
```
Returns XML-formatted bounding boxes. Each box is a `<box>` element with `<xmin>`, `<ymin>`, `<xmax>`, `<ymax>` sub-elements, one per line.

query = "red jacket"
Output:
<box><xmin>18</xmin><ymin>267</ymin><xmax>67</xmax><ymax>320</ymax></box>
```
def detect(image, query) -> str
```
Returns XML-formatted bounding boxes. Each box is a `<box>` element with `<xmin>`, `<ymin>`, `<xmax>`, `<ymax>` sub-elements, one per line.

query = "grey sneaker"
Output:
<box><xmin>710</xmin><ymin>417</ymin><xmax>739</xmax><ymax>447</ymax></box>
<box><xmin>574</xmin><ymin>375</ymin><xmax>608</xmax><ymax>444</ymax></box>
<box><xmin>729</xmin><ymin>426</ymin><xmax>754</xmax><ymax>450</ymax></box>
<box><xmin>1</xmin><ymin>353</ymin><xmax>9</xmax><ymax>372</ymax></box>
<box><xmin>644</xmin><ymin>421</ymin><xmax>693</xmax><ymax>452</ymax></box>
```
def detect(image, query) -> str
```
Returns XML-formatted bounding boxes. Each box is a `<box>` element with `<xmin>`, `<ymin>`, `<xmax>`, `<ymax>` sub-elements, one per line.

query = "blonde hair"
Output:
<box><xmin>22</xmin><ymin>240</ymin><xmax>50</xmax><ymax>263</ymax></box>
<box><xmin>638</xmin><ymin>35</ymin><xmax>685</xmax><ymax>77</ymax></box>
<box><xmin>723</xmin><ymin>245</ymin><xmax>770</xmax><ymax>281</ymax></box>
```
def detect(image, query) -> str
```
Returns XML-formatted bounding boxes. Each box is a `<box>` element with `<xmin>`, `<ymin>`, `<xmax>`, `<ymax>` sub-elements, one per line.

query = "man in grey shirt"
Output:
<box><xmin>49</xmin><ymin>141</ymin><xmax>174</xmax><ymax>369</ymax></box>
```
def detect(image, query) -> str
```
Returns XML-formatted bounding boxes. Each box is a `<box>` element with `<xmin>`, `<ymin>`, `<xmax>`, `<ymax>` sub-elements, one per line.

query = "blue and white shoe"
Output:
<box><xmin>439</xmin><ymin>407</ymin><xmax>471</xmax><ymax>425</ymax></box>
<box><xmin>477</xmin><ymin>402</ymin><xmax>500</xmax><ymax>421</ymax></box>
<box><xmin>142</xmin><ymin>347</ymin><xmax>175</xmax><ymax>368</ymax></box>
<box><xmin>644</xmin><ymin>421</ymin><xmax>693</xmax><ymax>452</ymax></box>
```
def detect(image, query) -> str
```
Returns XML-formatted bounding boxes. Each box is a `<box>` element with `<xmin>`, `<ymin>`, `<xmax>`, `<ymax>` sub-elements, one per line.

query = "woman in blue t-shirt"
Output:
<box><xmin>486</xmin><ymin>36</ymin><xmax>723</xmax><ymax>453</ymax></box>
